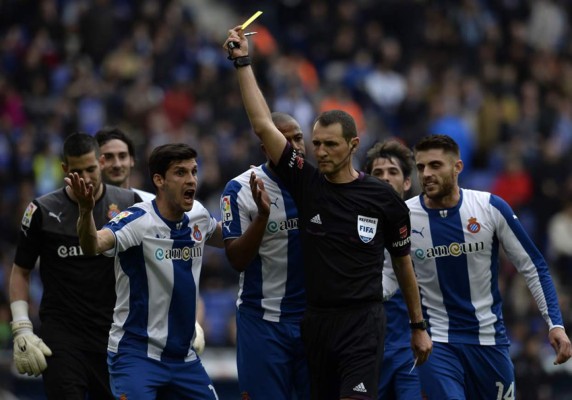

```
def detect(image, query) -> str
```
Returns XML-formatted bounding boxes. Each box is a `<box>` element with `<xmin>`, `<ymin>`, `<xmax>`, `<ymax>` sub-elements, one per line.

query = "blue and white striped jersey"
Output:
<box><xmin>407</xmin><ymin>189</ymin><xmax>563</xmax><ymax>346</ymax></box>
<box><xmin>102</xmin><ymin>200</ymin><xmax>217</xmax><ymax>362</ymax></box>
<box><xmin>221</xmin><ymin>164</ymin><xmax>305</xmax><ymax>323</ymax></box>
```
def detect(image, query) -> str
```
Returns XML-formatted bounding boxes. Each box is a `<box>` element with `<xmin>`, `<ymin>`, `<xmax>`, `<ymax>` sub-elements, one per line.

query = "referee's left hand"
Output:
<box><xmin>549</xmin><ymin>327</ymin><xmax>572</xmax><ymax>365</ymax></box>
<box><xmin>411</xmin><ymin>330</ymin><xmax>432</xmax><ymax>366</ymax></box>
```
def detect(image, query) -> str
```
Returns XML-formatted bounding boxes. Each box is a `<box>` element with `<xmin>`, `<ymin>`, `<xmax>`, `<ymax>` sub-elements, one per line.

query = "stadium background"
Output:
<box><xmin>1</xmin><ymin>0</ymin><xmax>572</xmax><ymax>398</ymax></box>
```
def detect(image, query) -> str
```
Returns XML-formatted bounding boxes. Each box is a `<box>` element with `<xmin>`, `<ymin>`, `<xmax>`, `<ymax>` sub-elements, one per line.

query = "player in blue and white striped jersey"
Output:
<box><xmin>67</xmin><ymin>143</ymin><xmax>224</xmax><ymax>400</ymax></box>
<box><xmin>409</xmin><ymin>135</ymin><xmax>571</xmax><ymax>399</ymax></box>
<box><xmin>364</xmin><ymin>140</ymin><xmax>423</xmax><ymax>400</ymax></box>
<box><xmin>96</xmin><ymin>127</ymin><xmax>206</xmax><ymax>353</ymax></box>
<box><xmin>221</xmin><ymin>112</ymin><xmax>309</xmax><ymax>400</ymax></box>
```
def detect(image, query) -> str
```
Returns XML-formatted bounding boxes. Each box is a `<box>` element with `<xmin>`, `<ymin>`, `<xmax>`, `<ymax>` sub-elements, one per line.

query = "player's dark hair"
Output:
<box><xmin>148</xmin><ymin>143</ymin><xmax>198</xmax><ymax>187</ymax></box>
<box><xmin>62</xmin><ymin>133</ymin><xmax>99</xmax><ymax>164</ymax></box>
<box><xmin>95</xmin><ymin>127</ymin><xmax>136</xmax><ymax>159</ymax></box>
<box><xmin>271</xmin><ymin>112</ymin><xmax>296</xmax><ymax>127</ymax></box>
<box><xmin>364</xmin><ymin>140</ymin><xmax>414</xmax><ymax>179</ymax></box>
<box><xmin>314</xmin><ymin>109</ymin><xmax>357</xmax><ymax>142</ymax></box>
<box><xmin>414</xmin><ymin>134</ymin><xmax>460</xmax><ymax>157</ymax></box>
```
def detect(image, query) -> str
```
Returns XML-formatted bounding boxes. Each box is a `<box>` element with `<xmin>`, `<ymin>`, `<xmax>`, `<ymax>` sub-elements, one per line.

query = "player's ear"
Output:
<box><xmin>350</xmin><ymin>138</ymin><xmax>359</xmax><ymax>152</ymax></box>
<box><xmin>403</xmin><ymin>177</ymin><xmax>412</xmax><ymax>192</ymax></box>
<box><xmin>152</xmin><ymin>173</ymin><xmax>164</xmax><ymax>188</ymax></box>
<box><xmin>454</xmin><ymin>159</ymin><xmax>464</xmax><ymax>175</ymax></box>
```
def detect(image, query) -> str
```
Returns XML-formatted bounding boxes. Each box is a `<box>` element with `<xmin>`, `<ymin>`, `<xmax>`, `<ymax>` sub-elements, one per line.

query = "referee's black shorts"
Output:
<box><xmin>301</xmin><ymin>301</ymin><xmax>385</xmax><ymax>399</ymax></box>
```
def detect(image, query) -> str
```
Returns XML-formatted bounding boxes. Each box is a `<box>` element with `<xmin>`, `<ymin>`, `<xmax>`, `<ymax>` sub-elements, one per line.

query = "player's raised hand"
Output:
<box><xmin>250</xmin><ymin>171</ymin><xmax>270</xmax><ymax>218</ymax></box>
<box><xmin>549</xmin><ymin>327</ymin><xmax>572</xmax><ymax>365</ymax></box>
<box><xmin>65</xmin><ymin>172</ymin><xmax>95</xmax><ymax>211</ymax></box>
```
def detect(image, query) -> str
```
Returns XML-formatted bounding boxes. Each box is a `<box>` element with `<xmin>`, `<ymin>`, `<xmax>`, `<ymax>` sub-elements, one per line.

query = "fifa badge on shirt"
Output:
<box><xmin>357</xmin><ymin>215</ymin><xmax>378</xmax><ymax>243</ymax></box>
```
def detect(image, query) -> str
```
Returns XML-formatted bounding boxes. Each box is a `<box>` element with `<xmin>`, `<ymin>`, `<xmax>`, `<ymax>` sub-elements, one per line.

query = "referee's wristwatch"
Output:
<box><xmin>409</xmin><ymin>319</ymin><xmax>428</xmax><ymax>330</ymax></box>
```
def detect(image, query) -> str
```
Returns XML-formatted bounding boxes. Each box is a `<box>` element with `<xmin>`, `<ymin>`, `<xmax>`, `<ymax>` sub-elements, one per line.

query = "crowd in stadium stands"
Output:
<box><xmin>1</xmin><ymin>0</ymin><xmax>572</xmax><ymax>398</ymax></box>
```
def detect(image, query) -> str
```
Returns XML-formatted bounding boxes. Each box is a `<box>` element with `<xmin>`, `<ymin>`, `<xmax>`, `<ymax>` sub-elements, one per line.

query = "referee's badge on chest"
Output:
<box><xmin>357</xmin><ymin>215</ymin><xmax>378</xmax><ymax>243</ymax></box>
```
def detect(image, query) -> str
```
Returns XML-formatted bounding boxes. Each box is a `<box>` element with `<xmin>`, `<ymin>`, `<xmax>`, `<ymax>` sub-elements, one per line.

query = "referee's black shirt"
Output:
<box><xmin>274</xmin><ymin>144</ymin><xmax>411</xmax><ymax>309</ymax></box>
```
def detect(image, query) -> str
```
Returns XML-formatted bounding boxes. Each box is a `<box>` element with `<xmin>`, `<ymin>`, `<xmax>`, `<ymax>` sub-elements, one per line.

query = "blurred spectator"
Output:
<box><xmin>490</xmin><ymin>150</ymin><xmax>533</xmax><ymax>212</ymax></box>
<box><xmin>363</xmin><ymin>37</ymin><xmax>407</xmax><ymax>134</ymax></box>
<box><xmin>513</xmin><ymin>334</ymin><xmax>553</xmax><ymax>400</ymax></box>
<box><xmin>427</xmin><ymin>90</ymin><xmax>475</xmax><ymax>183</ymax></box>
<box><xmin>32</xmin><ymin>140</ymin><xmax>63</xmax><ymax>196</ymax></box>
<box><xmin>547</xmin><ymin>194</ymin><xmax>572</xmax><ymax>285</ymax></box>
<box><xmin>526</xmin><ymin>0</ymin><xmax>567</xmax><ymax>51</ymax></box>
<box><xmin>79</xmin><ymin>0</ymin><xmax>119</xmax><ymax>66</ymax></box>
<box><xmin>318</xmin><ymin>85</ymin><xmax>365</xmax><ymax>134</ymax></box>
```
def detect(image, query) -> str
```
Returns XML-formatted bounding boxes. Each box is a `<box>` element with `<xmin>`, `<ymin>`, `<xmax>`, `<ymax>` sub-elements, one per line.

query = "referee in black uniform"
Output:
<box><xmin>9</xmin><ymin>133</ymin><xmax>141</xmax><ymax>399</ymax></box>
<box><xmin>225</xmin><ymin>27</ymin><xmax>432</xmax><ymax>399</ymax></box>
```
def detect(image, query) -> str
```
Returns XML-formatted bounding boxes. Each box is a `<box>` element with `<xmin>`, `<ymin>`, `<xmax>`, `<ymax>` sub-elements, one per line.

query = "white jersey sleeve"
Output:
<box><xmin>382</xmin><ymin>250</ymin><xmax>399</xmax><ymax>301</ymax></box>
<box><xmin>489</xmin><ymin>193</ymin><xmax>563</xmax><ymax>330</ymax></box>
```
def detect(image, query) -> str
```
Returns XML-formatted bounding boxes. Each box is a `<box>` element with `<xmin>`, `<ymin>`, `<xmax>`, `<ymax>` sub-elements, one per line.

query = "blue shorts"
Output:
<box><xmin>236</xmin><ymin>310</ymin><xmax>310</xmax><ymax>400</ymax></box>
<box><xmin>107</xmin><ymin>351</ymin><xmax>218</xmax><ymax>400</ymax></box>
<box><xmin>378</xmin><ymin>346</ymin><xmax>421</xmax><ymax>400</ymax></box>
<box><xmin>417</xmin><ymin>342</ymin><xmax>514</xmax><ymax>400</ymax></box>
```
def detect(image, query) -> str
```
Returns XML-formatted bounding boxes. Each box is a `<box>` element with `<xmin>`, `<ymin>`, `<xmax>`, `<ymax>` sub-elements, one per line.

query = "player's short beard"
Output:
<box><xmin>425</xmin><ymin>173</ymin><xmax>455</xmax><ymax>201</ymax></box>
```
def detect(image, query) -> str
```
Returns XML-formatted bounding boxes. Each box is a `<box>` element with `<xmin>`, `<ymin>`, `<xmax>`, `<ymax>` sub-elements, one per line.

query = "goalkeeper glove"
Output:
<box><xmin>193</xmin><ymin>321</ymin><xmax>205</xmax><ymax>355</ymax></box>
<box><xmin>11</xmin><ymin>319</ymin><xmax>53</xmax><ymax>377</ymax></box>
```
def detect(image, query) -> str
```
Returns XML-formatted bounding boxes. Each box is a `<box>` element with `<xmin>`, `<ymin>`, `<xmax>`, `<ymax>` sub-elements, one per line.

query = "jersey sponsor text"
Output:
<box><xmin>154</xmin><ymin>246</ymin><xmax>202</xmax><ymax>261</ymax></box>
<box><xmin>415</xmin><ymin>241</ymin><xmax>485</xmax><ymax>260</ymax></box>
<box><xmin>267</xmin><ymin>218</ymin><xmax>298</xmax><ymax>234</ymax></box>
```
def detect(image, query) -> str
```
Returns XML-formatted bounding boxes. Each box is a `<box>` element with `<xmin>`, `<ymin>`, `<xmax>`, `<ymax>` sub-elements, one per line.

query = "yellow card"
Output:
<box><xmin>241</xmin><ymin>11</ymin><xmax>263</xmax><ymax>30</ymax></box>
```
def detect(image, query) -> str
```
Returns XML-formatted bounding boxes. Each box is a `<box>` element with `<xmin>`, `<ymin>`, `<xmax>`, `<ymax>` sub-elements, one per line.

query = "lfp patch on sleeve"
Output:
<box><xmin>109</xmin><ymin>210</ymin><xmax>132</xmax><ymax>224</ymax></box>
<box><xmin>221</xmin><ymin>195</ymin><xmax>233</xmax><ymax>222</ymax></box>
<box><xmin>21</xmin><ymin>202</ymin><xmax>38</xmax><ymax>228</ymax></box>
<box><xmin>357</xmin><ymin>215</ymin><xmax>378</xmax><ymax>243</ymax></box>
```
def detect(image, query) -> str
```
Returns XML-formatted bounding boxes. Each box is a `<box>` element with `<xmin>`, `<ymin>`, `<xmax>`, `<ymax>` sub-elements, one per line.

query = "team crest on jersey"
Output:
<box><xmin>192</xmin><ymin>224</ymin><xmax>202</xmax><ymax>241</ymax></box>
<box><xmin>399</xmin><ymin>225</ymin><xmax>408</xmax><ymax>239</ymax></box>
<box><xmin>357</xmin><ymin>215</ymin><xmax>378</xmax><ymax>243</ymax></box>
<box><xmin>221</xmin><ymin>195</ymin><xmax>233</xmax><ymax>222</ymax></box>
<box><xmin>439</xmin><ymin>210</ymin><xmax>448</xmax><ymax>218</ymax></box>
<box><xmin>21</xmin><ymin>202</ymin><xmax>38</xmax><ymax>228</ymax></box>
<box><xmin>107</xmin><ymin>203</ymin><xmax>121</xmax><ymax>219</ymax></box>
<box><xmin>110</xmin><ymin>210</ymin><xmax>132</xmax><ymax>223</ymax></box>
<box><xmin>241</xmin><ymin>392</ymin><xmax>251</xmax><ymax>400</ymax></box>
<box><xmin>467</xmin><ymin>217</ymin><xmax>481</xmax><ymax>233</ymax></box>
